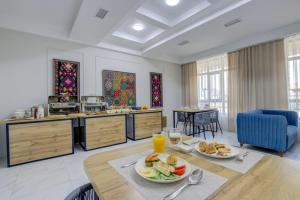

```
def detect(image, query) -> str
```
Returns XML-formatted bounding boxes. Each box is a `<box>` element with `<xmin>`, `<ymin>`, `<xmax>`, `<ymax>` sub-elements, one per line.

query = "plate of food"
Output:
<box><xmin>135</xmin><ymin>153</ymin><xmax>192</xmax><ymax>183</ymax></box>
<box><xmin>194</xmin><ymin>141</ymin><xmax>239</xmax><ymax>159</ymax></box>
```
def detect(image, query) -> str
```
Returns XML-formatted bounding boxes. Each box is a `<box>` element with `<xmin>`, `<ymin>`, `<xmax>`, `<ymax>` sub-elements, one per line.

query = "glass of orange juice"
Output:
<box><xmin>152</xmin><ymin>134</ymin><xmax>167</xmax><ymax>153</ymax></box>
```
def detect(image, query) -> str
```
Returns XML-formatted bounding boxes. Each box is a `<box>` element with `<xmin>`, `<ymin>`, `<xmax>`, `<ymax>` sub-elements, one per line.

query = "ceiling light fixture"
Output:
<box><xmin>165</xmin><ymin>0</ymin><xmax>180</xmax><ymax>7</ymax></box>
<box><xmin>132</xmin><ymin>23</ymin><xmax>145</xmax><ymax>31</ymax></box>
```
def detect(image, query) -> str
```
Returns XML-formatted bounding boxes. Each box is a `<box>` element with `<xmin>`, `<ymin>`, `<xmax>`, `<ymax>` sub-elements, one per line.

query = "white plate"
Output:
<box><xmin>135</xmin><ymin>154</ymin><xmax>192</xmax><ymax>183</ymax></box>
<box><xmin>194</xmin><ymin>142</ymin><xmax>240</xmax><ymax>159</ymax></box>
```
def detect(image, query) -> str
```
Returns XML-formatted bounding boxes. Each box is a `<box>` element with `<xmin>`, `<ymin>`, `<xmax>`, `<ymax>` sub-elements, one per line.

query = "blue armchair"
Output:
<box><xmin>237</xmin><ymin>109</ymin><xmax>298</xmax><ymax>156</ymax></box>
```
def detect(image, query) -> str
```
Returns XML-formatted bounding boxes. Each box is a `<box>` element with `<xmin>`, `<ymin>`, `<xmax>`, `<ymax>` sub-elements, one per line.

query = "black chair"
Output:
<box><xmin>176</xmin><ymin>112</ymin><xmax>192</xmax><ymax>135</ymax></box>
<box><xmin>65</xmin><ymin>183</ymin><xmax>100</xmax><ymax>200</ymax></box>
<box><xmin>194</xmin><ymin>112</ymin><xmax>215</xmax><ymax>139</ymax></box>
<box><xmin>210</xmin><ymin>110</ymin><xmax>223</xmax><ymax>134</ymax></box>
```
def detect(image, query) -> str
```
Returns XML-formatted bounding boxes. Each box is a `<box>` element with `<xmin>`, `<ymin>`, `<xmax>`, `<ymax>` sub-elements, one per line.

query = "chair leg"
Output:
<box><xmin>278</xmin><ymin>151</ymin><xmax>284</xmax><ymax>157</ymax></box>
<box><xmin>202</xmin><ymin>125</ymin><xmax>206</xmax><ymax>140</ymax></box>
<box><xmin>209</xmin><ymin>124</ymin><xmax>215</xmax><ymax>138</ymax></box>
<box><xmin>217</xmin><ymin>121</ymin><xmax>223</xmax><ymax>134</ymax></box>
<box><xmin>183</xmin><ymin>122</ymin><xmax>187</xmax><ymax>134</ymax></box>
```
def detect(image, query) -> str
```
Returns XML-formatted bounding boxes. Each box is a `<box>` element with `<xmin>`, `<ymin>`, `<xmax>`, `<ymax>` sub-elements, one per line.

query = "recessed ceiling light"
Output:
<box><xmin>165</xmin><ymin>0</ymin><xmax>180</xmax><ymax>6</ymax></box>
<box><xmin>132</xmin><ymin>23</ymin><xmax>145</xmax><ymax>31</ymax></box>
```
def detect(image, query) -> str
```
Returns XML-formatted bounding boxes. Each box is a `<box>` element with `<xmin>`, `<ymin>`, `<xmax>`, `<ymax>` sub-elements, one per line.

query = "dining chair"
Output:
<box><xmin>210</xmin><ymin>110</ymin><xmax>223</xmax><ymax>134</ymax></box>
<box><xmin>194</xmin><ymin>112</ymin><xmax>215</xmax><ymax>139</ymax></box>
<box><xmin>176</xmin><ymin>112</ymin><xmax>192</xmax><ymax>134</ymax></box>
<box><xmin>65</xmin><ymin>183</ymin><xmax>100</xmax><ymax>200</ymax></box>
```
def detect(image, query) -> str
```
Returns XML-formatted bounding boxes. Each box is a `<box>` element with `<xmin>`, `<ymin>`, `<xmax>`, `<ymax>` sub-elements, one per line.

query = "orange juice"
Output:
<box><xmin>152</xmin><ymin>134</ymin><xmax>166</xmax><ymax>153</ymax></box>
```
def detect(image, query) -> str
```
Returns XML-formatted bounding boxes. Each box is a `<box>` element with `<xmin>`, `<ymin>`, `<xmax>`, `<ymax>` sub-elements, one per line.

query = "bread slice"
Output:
<box><xmin>153</xmin><ymin>161</ymin><xmax>175</xmax><ymax>176</ymax></box>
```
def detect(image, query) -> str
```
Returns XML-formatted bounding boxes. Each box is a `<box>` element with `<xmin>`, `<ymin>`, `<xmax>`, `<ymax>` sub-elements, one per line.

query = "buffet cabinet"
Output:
<box><xmin>80</xmin><ymin>114</ymin><xmax>127</xmax><ymax>150</ymax></box>
<box><xmin>1</xmin><ymin>110</ymin><xmax>162</xmax><ymax>167</ymax></box>
<box><xmin>6</xmin><ymin>119</ymin><xmax>74</xmax><ymax>167</ymax></box>
<box><xmin>127</xmin><ymin>111</ymin><xmax>162</xmax><ymax>140</ymax></box>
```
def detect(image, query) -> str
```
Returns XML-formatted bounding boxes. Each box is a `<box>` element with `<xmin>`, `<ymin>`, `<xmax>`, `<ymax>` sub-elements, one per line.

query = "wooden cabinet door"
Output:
<box><xmin>85</xmin><ymin>115</ymin><xmax>126</xmax><ymax>150</ymax></box>
<box><xmin>134</xmin><ymin>112</ymin><xmax>162</xmax><ymax>139</ymax></box>
<box><xmin>8</xmin><ymin>120</ymin><xmax>73</xmax><ymax>166</ymax></box>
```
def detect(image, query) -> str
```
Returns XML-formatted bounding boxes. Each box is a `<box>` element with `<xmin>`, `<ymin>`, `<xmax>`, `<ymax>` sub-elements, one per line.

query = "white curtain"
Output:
<box><xmin>197</xmin><ymin>54</ymin><xmax>228</xmax><ymax>130</ymax></box>
<box><xmin>285</xmin><ymin>34</ymin><xmax>300</xmax><ymax>114</ymax></box>
<box><xmin>182</xmin><ymin>62</ymin><xmax>198</xmax><ymax>107</ymax></box>
<box><xmin>228</xmin><ymin>39</ymin><xmax>288</xmax><ymax>131</ymax></box>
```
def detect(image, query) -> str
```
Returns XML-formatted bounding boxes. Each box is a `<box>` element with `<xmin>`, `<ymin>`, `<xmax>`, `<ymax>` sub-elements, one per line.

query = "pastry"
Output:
<box><xmin>166</xmin><ymin>154</ymin><xmax>177</xmax><ymax>166</ymax></box>
<box><xmin>218</xmin><ymin>147</ymin><xmax>231</xmax><ymax>153</ymax></box>
<box><xmin>206</xmin><ymin>143</ymin><xmax>217</xmax><ymax>154</ymax></box>
<box><xmin>199</xmin><ymin>142</ymin><xmax>208</xmax><ymax>152</ymax></box>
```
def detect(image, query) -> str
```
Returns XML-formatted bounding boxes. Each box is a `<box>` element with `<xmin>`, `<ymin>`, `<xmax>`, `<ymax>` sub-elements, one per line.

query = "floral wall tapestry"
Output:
<box><xmin>102</xmin><ymin>70</ymin><xmax>136</xmax><ymax>106</ymax></box>
<box><xmin>150</xmin><ymin>72</ymin><xmax>163</xmax><ymax>107</ymax></box>
<box><xmin>54</xmin><ymin>59</ymin><xmax>80</xmax><ymax>100</ymax></box>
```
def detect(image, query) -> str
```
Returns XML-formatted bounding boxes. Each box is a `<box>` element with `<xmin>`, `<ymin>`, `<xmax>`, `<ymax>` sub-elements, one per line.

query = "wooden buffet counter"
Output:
<box><xmin>0</xmin><ymin>109</ymin><xmax>163</xmax><ymax>167</ymax></box>
<box><xmin>127</xmin><ymin>110</ymin><xmax>162</xmax><ymax>140</ymax></box>
<box><xmin>80</xmin><ymin>114</ymin><xmax>127</xmax><ymax>151</ymax></box>
<box><xmin>3</xmin><ymin>118</ymin><xmax>74</xmax><ymax>167</ymax></box>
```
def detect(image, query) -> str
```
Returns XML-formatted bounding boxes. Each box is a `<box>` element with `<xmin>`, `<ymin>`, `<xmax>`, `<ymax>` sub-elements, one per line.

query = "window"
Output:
<box><xmin>197</xmin><ymin>54</ymin><xmax>228</xmax><ymax>114</ymax></box>
<box><xmin>286</xmin><ymin>34</ymin><xmax>300</xmax><ymax>114</ymax></box>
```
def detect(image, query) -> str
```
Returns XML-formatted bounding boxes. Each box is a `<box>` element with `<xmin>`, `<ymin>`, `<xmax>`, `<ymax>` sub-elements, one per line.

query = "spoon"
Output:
<box><xmin>163</xmin><ymin>169</ymin><xmax>203</xmax><ymax>200</ymax></box>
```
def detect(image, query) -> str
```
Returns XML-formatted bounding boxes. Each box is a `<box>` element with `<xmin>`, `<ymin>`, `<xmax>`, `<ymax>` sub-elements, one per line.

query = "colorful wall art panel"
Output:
<box><xmin>54</xmin><ymin>59</ymin><xmax>80</xmax><ymax>100</ymax></box>
<box><xmin>150</xmin><ymin>72</ymin><xmax>163</xmax><ymax>107</ymax></box>
<box><xmin>102</xmin><ymin>70</ymin><xmax>136</xmax><ymax>106</ymax></box>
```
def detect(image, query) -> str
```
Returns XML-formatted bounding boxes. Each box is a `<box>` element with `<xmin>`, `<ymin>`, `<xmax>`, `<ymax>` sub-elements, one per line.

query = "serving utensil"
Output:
<box><xmin>182</xmin><ymin>140</ymin><xmax>200</xmax><ymax>146</ymax></box>
<box><xmin>236</xmin><ymin>151</ymin><xmax>249</xmax><ymax>161</ymax></box>
<box><xmin>163</xmin><ymin>169</ymin><xmax>203</xmax><ymax>200</ymax></box>
<box><xmin>120</xmin><ymin>160</ymin><xmax>137</xmax><ymax>168</ymax></box>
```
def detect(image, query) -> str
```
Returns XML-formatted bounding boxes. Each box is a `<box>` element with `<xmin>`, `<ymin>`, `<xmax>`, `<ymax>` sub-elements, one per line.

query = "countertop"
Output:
<box><xmin>0</xmin><ymin>109</ymin><xmax>163</xmax><ymax>125</ymax></box>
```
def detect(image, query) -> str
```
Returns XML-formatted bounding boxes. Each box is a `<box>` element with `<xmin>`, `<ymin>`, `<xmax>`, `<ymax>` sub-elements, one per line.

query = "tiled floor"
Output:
<box><xmin>0</xmin><ymin>131</ymin><xmax>299</xmax><ymax>200</ymax></box>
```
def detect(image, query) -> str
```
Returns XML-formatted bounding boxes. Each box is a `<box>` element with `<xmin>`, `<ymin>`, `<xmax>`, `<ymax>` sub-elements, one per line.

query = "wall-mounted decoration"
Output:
<box><xmin>102</xmin><ymin>70</ymin><xmax>136</xmax><ymax>106</ymax></box>
<box><xmin>150</xmin><ymin>72</ymin><xmax>163</xmax><ymax>107</ymax></box>
<box><xmin>54</xmin><ymin>59</ymin><xmax>80</xmax><ymax>100</ymax></box>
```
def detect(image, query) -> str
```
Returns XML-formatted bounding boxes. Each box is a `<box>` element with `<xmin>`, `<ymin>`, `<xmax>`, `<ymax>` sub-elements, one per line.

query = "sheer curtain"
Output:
<box><xmin>228</xmin><ymin>39</ymin><xmax>288</xmax><ymax>131</ymax></box>
<box><xmin>197</xmin><ymin>54</ymin><xmax>228</xmax><ymax>130</ymax></box>
<box><xmin>182</xmin><ymin>62</ymin><xmax>198</xmax><ymax>107</ymax></box>
<box><xmin>285</xmin><ymin>34</ymin><xmax>300</xmax><ymax>115</ymax></box>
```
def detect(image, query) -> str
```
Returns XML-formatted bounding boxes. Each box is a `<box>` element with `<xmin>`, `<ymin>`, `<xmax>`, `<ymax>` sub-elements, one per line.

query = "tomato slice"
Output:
<box><xmin>149</xmin><ymin>153</ymin><xmax>159</xmax><ymax>159</ymax></box>
<box><xmin>146</xmin><ymin>153</ymin><xmax>159</xmax><ymax>161</ymax></box>
<box><xmin>175</xmin><ymin>165</ymin><xmax>186</xmax><ymax>170</ymax></box>
<box><xmin>174</xmin><ymin>168</ymin><xmax>186</xmax><ymax>176</ymax></box>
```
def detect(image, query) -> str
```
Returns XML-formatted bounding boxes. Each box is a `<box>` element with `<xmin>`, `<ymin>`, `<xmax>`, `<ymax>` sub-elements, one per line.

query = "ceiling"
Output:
<box><xmin>0</xmin><ymin>0</ymin><xmax>300</xmax><ymax>64</ymax></box>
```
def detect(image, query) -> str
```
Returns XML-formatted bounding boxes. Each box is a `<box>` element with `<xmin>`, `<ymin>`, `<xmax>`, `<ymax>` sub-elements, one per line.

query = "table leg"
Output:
<box><xmin>192</xmin><ymin>114</ymin><xmax>195</xmax><ymax>137</ymax></box>
<box><xmin>173</xmin><ymin>111</ymin><xmax>176</xmax><ymax>128</ymax></box>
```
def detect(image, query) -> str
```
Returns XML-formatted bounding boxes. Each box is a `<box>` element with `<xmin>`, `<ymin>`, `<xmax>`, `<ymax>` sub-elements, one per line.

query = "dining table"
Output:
<box><xmin>84</xmin><ymin>140</ymin><xmax>300</xmax><ymax>200</ymax></box>
<box><xmin>173</xmin><ymin>108</ymin><xmax>218</xmax><ymax>136</ymax></box>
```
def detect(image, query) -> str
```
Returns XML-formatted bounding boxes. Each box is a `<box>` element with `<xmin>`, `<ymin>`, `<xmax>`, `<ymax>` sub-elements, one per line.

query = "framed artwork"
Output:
<box><xmin>102</xmin><ymin>70</ymin><xmax>136</xmax><ymax>106</ymax></box>
<box><xmin>54</xmin><ymin>59</ymin><xmax>80</xmax><ymax>100</ymax></box>
<box><xmin>150</xmin><ymin>72</ymin><xmax>163</xmax><ymax>107</ymax></box>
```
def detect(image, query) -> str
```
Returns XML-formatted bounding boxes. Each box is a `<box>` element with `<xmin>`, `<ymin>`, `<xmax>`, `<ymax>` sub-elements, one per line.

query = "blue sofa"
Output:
<box><xmin>237</xmin><ymin>109</ymin><xmax>298</xmax><ymax>156</ymax></box>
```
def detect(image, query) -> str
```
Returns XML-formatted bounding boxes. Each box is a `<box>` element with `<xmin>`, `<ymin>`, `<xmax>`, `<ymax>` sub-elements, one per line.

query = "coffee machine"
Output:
<box><xmin>48</xmin><ymin>95</ymin><xmax>80</xmax><ymax>115</ymax></box>
<box><xmin>81</xmin><ymin>96</ymin><xmax>108</xmax><ymax>113</ymax></box>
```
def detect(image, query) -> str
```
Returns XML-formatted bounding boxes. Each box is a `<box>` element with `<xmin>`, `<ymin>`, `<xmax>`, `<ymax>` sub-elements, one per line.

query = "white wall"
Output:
<box><xmin>0</xmin><ymin>28</ymin><xmax>182</xmax><ymax>126</ymax></box>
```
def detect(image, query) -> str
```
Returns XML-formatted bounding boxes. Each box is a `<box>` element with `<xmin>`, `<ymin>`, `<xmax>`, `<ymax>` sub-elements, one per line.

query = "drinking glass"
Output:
<box><xmin>167</xmin><ymin>128</ymin><xmax>183</xmax><ymax>145</ymax></box>
<box><xmin>152</xmin><ymin>134</ymin><xmax>167</xmax><ymax>153</ymax></box>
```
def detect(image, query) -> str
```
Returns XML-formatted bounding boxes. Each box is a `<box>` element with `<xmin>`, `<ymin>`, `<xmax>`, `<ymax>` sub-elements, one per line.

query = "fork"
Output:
<box><xmin>120</xmin><ymin>160</ymin><xmax>137</xmax><ymax>168</ymax></box>
<box><xmin>236</xmin><ymin>151</ymin><xmax>249</xmax><ymax>161</ymax></box>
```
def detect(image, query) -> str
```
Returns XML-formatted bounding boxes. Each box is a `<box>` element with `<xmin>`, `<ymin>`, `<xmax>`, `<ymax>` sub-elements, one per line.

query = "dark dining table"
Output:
<box><xmin>173</xmin><ymin>108</ymin><xmax>218</xmax><ymax>136</ymax></box>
